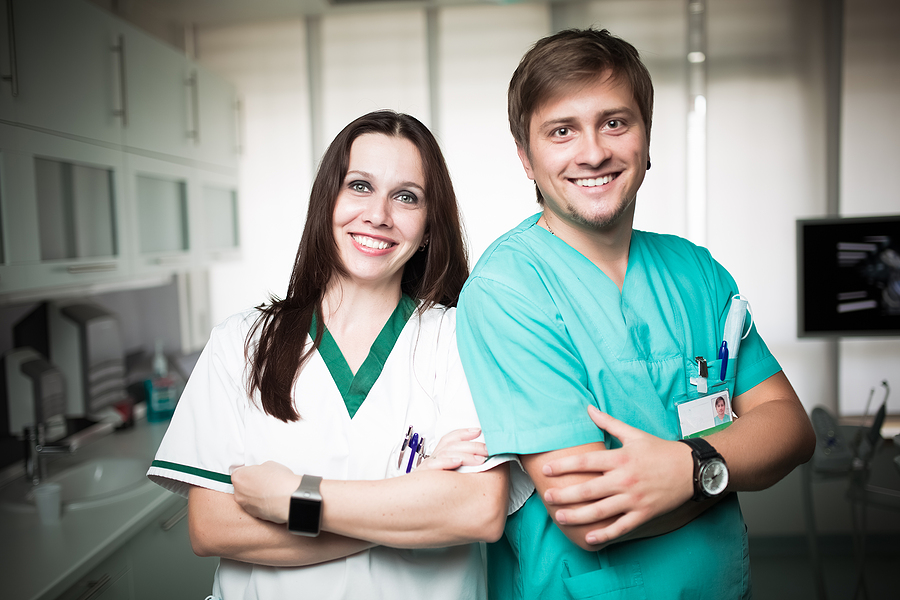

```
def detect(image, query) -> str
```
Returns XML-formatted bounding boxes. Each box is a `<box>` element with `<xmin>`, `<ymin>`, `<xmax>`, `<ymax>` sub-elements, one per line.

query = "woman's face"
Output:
<box><xmin>716</xmin><ymin>398</ymin><xmax>726</xmax><ymax>417</ymax></box>
<box><xmin>332</xmin><ymin>133</ymin><xmax>428</xmax><ymax>292</ymax></box>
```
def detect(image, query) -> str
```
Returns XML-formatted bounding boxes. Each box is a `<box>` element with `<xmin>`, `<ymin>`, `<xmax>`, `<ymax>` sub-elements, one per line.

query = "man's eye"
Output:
<box><xmin>607</xmin><ymin>120</ymin><xmax>622</xmax><ymax>129</ymax></box>
<box><xmin>552</xmin><ymin>127</ymin><xmax>571</xmax><ymax>137</ymax></box>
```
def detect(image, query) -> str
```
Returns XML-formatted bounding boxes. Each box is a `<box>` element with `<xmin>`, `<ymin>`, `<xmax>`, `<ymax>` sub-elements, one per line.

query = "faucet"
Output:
<box><xmin>23</xmin><ymin>419</ymin><xmax>118</xmax><ymax>485</ymax></box>
<box><xmin>23</xmin><ymin>423</ymin><xmax>74</xmax><ymax>485</ymax></box>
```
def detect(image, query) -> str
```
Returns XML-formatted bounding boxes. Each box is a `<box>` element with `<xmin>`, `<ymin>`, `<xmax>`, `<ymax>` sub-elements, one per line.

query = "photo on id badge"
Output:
<box><xmin>677</xmin><ymin>390</ymin><xmax>733</xmax><ymax>439</ymax></box>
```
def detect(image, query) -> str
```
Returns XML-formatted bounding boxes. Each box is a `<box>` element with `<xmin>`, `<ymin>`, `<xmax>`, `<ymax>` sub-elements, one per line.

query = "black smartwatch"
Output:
<box><xmin>677</xmin><ymin>438</ymin><xmax>729</xmax><ymax>501</ymax></box>
<box><xmin>288</xmin><ymin>475</ymin><xmax>323</xmax><ymax>536</ymax></box>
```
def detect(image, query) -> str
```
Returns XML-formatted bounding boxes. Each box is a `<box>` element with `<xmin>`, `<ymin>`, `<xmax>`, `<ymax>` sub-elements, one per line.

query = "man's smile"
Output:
<box><xmin>572</xmin><ymin>174</ymin><xmax>617</xmax><ymax>187</ymax></box>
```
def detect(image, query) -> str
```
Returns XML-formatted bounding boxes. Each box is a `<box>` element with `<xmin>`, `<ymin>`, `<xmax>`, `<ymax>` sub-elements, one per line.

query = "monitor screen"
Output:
<box><xmin>797</xmin><ymin>215</ymin><xmax>900</xmax><ymax>337</ymax></box>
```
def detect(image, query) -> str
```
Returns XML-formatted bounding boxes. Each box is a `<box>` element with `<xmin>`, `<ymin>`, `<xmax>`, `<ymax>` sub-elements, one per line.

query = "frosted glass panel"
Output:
<box><xmin>136</xmin><ymin>174</ymin><xmax>188</xmax><ymax>253</ymax></box>
<box><xmin>203</xmin><ymin>186</ymin><xmax>239</xmax><ymax>250</ymax></box>
<box><xmin>35</xmin><ymin>158</ymin><xmax>117</xmax><ymax>260</ymax></box>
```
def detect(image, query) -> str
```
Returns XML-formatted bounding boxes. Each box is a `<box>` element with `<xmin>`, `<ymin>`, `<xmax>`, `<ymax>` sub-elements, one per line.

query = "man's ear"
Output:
<box><xmin>516</xmin><ymin>144</ymin><xmax>535</xmax><ymax>181</ymax></box>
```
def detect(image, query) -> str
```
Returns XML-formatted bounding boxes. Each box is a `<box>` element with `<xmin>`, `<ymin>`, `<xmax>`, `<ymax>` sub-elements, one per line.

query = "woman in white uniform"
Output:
<box><xmin>147</xmin><ymin>111</ymin><xmax>530</xmax><ymax>599</ymax></box>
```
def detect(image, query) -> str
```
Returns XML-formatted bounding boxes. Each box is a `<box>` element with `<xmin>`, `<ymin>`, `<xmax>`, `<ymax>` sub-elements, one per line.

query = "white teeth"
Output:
<box><xmin>352</xmin><ymin>234</ymin><xmax>392</xmax><ymax>250</ymax></box>
<box><xmin>574</xmin><ymin>175</ymin><xmax>615</xmax><ymax>187</ymax></box>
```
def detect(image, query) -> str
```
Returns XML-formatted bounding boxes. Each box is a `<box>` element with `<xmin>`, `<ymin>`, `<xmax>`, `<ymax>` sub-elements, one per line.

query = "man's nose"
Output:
<box><xmin>574</xmin><ymin>130</ymin><xmax>612</xmax><ymax>168</ymax></box>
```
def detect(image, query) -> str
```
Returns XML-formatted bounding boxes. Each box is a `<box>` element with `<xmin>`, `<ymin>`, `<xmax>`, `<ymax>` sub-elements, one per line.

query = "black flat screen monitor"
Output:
<box><xmin>797</xmin><ymin>215</ymin><xmax>900</xmax><ymax>337</ymax></box>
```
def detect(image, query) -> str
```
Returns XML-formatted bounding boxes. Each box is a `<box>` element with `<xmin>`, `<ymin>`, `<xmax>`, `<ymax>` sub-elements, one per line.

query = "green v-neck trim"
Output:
<box><xmin>312</xmin><ymin>295</ymin><xmax>418</xmax><ymax>418</ymax></box>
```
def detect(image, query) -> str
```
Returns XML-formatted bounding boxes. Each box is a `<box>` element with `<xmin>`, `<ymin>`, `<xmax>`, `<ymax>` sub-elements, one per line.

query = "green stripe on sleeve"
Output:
<box><xmin>151</xmin><ymin>460</ymin><xmax>232</xmax><ymax>484</ymax></box>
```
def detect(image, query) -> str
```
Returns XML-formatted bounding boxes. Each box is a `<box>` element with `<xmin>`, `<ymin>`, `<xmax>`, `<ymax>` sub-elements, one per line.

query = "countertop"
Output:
<box><xmin>0</xmin><ymin>419</ymin><xmax>177</xmax><ymax>600</ymax></box>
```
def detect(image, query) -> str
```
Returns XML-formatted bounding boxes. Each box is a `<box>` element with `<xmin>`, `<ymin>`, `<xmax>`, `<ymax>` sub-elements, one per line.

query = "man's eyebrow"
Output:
<box><xmin>537</xmin><ymin>106</ymin><xmax>638</xmax><ymax>131</ymax></box>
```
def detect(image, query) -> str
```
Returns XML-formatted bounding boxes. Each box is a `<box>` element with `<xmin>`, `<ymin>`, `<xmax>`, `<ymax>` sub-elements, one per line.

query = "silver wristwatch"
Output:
<box><xmin>678</xmin><ymin>438</ymin><xmax>729</xmax><ymax>501</ymax></box>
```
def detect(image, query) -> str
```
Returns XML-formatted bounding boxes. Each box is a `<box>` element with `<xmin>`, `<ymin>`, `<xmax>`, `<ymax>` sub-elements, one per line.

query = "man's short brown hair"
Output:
<box><xmin>508</xmin><ymin>28</ymin><xmax>654</xmax><ymax>156</ymax></box>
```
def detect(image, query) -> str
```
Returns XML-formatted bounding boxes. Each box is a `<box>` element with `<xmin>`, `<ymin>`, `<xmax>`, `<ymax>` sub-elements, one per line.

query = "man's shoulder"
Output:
<box><xmin>467</xmin><ymin>214</ymin><xmax>547</xmax><ymax>288</ymax></box>
<box><xmin>634</xmin><ymin>229</ymin><xmax>718</xmax><ymax>271</ymax></box>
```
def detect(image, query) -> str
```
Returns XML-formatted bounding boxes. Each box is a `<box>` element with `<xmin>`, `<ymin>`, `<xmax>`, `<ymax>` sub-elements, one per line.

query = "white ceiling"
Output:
<box><xmin>113</xmin><ymin>0</ymin><xmax>518</xmax><ymax>27</ymax></box>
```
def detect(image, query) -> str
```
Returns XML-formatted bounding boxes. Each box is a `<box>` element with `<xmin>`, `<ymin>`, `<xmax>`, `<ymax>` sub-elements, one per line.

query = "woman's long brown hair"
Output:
<box><xmin>245</xmin><ymin>111</ymin><xmax>469</xmax><ymax>422</ymax></box>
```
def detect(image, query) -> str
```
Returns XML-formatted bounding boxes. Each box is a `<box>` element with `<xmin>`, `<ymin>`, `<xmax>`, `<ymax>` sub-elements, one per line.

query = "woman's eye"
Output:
<box><xmin>350</xmin><ymin>182</ymin><xmax>371</xmax><ymax>193</ymax></box>
<box><xmin>396</xmin><ymin>192</ymin><xmax>419</xmax><ymax>205</ymax></box>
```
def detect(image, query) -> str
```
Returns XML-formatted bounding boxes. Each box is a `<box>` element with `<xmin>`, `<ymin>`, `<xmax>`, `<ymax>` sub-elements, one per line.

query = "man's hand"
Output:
<box><xmin>539</xmin><ymin>405</ymin><xmax>695</xmax><ymax>546</ymax></box>
<box><xmin>232</xmin><ymin>461</ymin><xmax>302</xmax><ymax>524</ymax></box>
<box><xmin>418</xmin><ymin>428</ymin><xmax>488</xmax><ymax>471</ymax></box>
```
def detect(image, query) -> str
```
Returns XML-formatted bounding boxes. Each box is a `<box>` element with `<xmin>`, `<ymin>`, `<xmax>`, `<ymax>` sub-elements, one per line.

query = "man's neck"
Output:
<box><xmin>541</xmin><ymin>208</ymin><xmax>634</xmax><ymax>292</ymax></box>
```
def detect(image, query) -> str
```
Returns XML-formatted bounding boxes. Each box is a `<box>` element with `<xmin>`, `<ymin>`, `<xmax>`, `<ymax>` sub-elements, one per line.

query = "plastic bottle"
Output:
<box><xmin>146</xmin><ymin>340</ymin><xmax>177</xmax><ymax>422</ymax></box>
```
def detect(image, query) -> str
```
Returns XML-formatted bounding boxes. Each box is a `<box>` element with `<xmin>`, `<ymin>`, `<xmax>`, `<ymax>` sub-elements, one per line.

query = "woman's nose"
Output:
<box><xmin>363</xmin><ymin>195</ymin><xmax>392</xmax><ymax>227</ymax></box>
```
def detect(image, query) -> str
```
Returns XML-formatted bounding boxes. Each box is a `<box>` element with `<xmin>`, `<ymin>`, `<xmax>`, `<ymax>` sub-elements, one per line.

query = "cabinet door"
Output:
<box><xmin>55</xmin><ymin>547</ymin><xmax>133</xmax><ymax>600</ymax></box>
<box><xmin>193</xmin><ymin>65</ymin><xmax>239</xmax><ymax>169</ymax></box>
<box><xmin>8</xmin><ymin>0</ymin><xmax>124</xmax><ymax>144</ymax></box>
<box><xmin>198</xmin><ymin>170</ymin><xmax>240</xmax><ymax>262</ymax></box>
<box><xmin>127</xmin><ymin>496</ymin><xmax>218</xmax><ymax>600</ymax></box>
<box><xmin>124</xmin><ymin>153</ymin><xmax>196</xmax><ymax>276</ymax></box>
<box><xmin>120</xmin><ymin>22</ymin><xmax>194</xmax><ymax>160</ymax></box>
<box><xmin>0</xmin><ymin>126</ymin><xmax>129</xmax><ymax>296</ymax></box>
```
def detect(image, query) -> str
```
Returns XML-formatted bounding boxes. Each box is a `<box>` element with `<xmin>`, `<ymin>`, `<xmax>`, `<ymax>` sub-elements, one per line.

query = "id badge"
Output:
<box><xmin>676</xmin><ymin>390</ymin><xmax>734</xmax><ymax>439</ymax></box>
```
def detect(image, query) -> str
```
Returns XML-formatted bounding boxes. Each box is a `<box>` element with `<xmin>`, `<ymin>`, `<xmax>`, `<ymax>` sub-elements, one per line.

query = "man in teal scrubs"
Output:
<box><xmin>457</xmin><ymin>28</ymin><xmax>816</xmax><ymax>599</ymax></box>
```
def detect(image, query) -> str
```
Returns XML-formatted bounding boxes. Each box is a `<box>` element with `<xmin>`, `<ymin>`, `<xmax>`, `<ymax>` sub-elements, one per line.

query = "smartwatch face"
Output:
<box><xmin>289</xmin><ymin>496</ymin><xmax>322</xmax><ymax>535</ymax></box>
<box><xmin>699</xmin><ymin>458</ymin><xmax>729</xmax><ymax>496</ymax></box>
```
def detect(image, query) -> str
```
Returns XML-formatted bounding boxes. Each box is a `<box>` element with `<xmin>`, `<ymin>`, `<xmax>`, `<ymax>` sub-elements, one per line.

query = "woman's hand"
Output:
<box><xmin>418</xmin><ymin>427</ymin><xmax>488</xmax><ymax>471</ymax></box>
<box><xmin>232</xmin><ymin>461</ymin><xmax>302</xmax><ymax>524</ymax></box>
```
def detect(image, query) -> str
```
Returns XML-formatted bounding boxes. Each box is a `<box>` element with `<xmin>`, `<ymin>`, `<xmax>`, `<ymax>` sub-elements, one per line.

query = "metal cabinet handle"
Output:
<box><xmin>160</xmin><ymin>505</ymin><xmax>188</xmax><ymax>531</ymax></box>
<box><xmin>187</xmin><ymin>70</ymin><xmax>199</xmax><ymax>143</ymax></box>
<box><xmin>75</xmin><ymin>574</ymin><xmax>112</xmax><ymax>600</ymax></box>
<box><xmin>235</xmin><ymin>97</ymin><xmax>244</xmax><ymax>156</ymax></box>
<box><xmin>112</xmin><ymin>34</ymin><xmax>127</xmax><ymax>126</ymax></box>
<box><xmin>66</xmin><ymin>262</ymin><xmax>118</xmax><ymax>274</ymax></box>
<box><xmin>1</xmin><ymin>0</ymin><xmax>19</xmax><ymax>96</ymax></box>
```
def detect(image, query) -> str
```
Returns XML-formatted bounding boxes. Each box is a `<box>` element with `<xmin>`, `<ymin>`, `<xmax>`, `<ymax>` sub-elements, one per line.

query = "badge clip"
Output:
<box><xmin>690</xmin><ymin>356</ymin><xmax>708</xmax><ymax>394</ymax></box>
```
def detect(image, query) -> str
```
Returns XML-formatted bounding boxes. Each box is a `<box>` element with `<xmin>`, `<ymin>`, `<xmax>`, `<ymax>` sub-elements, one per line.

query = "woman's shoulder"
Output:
<box><xmin>211</xmin><ymin>308</ymin><xmax>263</xmax><ymax>340</ymax></box>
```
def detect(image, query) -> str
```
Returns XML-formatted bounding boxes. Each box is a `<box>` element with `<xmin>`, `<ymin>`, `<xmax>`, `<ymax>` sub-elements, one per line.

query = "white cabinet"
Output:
<box><xmin>0</xmin><ymin>125</ymin><xmax>129</xmax><ymax>294</ymax></box>
<box><xmin>1</xmin><ymin>0</ymin><xmax>124</xmax><ymax>144</ymax></box>
<box><xmin>52</xmin><ymin>496</ymin><xmax>219</xmax><ymax>600</ymax></box>
<box><xmin>127</xmin><ymin>497</ymin><xmax>219</xmax><ymax>600</ymax></box>
<box><xmin>199</xmin><ymin>170</ymin><xmax>241</xmax><ymax>261</ymax></box>
<box><xmin>125</xmin><ymin>153</ymin><xmax>195</xmax><ymax>276</ymax></box>
<box><xmin>193</xmin><ymin>64</ymin><xmax>240</xmax><ymax>169</ymax></box>
<box><xmin>0</xmin><ymin>0</ymin><xmax>240</xmax><ymax>300</ymax></box>
<box><xmin>55</xmin><ymin>548</ymin><xmax>132</xmax><ymax>600</ymax></box>
<box><xmin>120</xmin><ymin>23</ymin><xmax>195</xmax><ymax>160</ymax></box>
<box><xmin>0</xmin><ymin>0</ymin><xmax>239</xmax><ymax>169</ymax></box>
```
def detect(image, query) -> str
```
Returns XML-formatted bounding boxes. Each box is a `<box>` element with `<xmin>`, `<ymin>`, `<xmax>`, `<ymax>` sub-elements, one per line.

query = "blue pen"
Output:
<box><xmin>405</xmin><ymin>433</ymin><xmax>420</xmax><ymax>473</ymax></box>
<box><xmin>718</xmin><ymin>341</ymin><xmax>728</xmax><ymax>381</ymax></box>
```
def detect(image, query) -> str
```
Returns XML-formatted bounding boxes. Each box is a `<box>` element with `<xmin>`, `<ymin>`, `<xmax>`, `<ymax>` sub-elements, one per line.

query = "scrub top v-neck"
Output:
<box><xmin>314</xmin><ymin>294</ymin><xmax>417</xmax><ymax>418</ymax></box>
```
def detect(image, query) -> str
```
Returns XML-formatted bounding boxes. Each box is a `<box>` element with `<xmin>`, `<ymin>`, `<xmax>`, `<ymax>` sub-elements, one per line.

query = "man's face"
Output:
<box><xmin>517</xmin><ymin>72</ymin><xmax>649</xmax><ymax>235</ymax></box>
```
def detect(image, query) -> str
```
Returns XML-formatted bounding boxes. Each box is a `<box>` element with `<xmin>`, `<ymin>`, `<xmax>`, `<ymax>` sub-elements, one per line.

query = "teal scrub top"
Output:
<box><xmin>458</xmin><ymin>214</ymin><xmax>781</xmax><ymax>600</ymax></box>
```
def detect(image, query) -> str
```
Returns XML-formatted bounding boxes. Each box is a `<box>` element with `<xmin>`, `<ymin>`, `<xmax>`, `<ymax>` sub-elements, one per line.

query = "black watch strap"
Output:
<box><xmin>678</xmin><ymin>437</ymin><xmax>718</xmax><ymax>461</ymax></box>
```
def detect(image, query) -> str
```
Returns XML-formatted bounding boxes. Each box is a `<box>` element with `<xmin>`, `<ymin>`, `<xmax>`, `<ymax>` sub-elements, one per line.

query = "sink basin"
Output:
<box><xmin>0</xmin><ymin>457</ymin><xmax>152</xmax><ymax>512</ymax></box>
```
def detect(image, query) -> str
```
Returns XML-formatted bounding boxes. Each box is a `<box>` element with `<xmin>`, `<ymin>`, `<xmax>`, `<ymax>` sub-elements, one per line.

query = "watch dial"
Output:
<box><xmin>700</xmin><ymin>459</ymin><xmax>729</xmax><ymax>496</ymax></box>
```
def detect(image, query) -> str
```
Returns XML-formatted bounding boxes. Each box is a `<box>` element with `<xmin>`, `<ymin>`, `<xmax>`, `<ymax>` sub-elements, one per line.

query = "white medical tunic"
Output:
<box><xmin>148</xmin><ymin>298</ymin><xmax>532</xmax><ymax>600</ymax></box>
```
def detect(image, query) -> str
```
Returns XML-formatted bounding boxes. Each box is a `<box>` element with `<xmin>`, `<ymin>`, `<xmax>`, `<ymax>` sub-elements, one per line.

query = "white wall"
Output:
<box><xmin>838</xmin><ymin>0</ymin><xmax>900</xmax><ymax>416</ymax></box>
<box><xmin>194</xmin><ymin>0</ymin><xmax>900</xmax><ymax>535</ymax></box>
